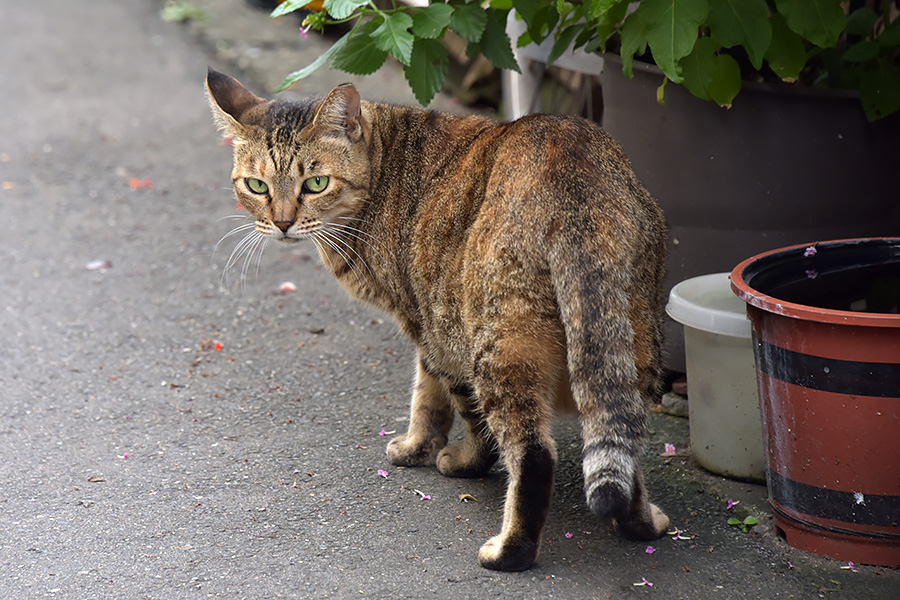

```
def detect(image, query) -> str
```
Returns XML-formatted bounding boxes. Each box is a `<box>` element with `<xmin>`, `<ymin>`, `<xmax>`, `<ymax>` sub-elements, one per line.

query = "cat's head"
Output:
<box><xmin>205</xmin><ymin>68</ymin><xmax>371</xmax><ymax>243</ymax></box>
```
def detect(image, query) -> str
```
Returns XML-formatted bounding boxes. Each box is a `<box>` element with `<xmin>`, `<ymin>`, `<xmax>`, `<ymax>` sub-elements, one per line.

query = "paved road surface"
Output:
<box><xmin>1</xmin><ymin>1</ymin><xmax>896</xmax><ymax>598</ymax></box>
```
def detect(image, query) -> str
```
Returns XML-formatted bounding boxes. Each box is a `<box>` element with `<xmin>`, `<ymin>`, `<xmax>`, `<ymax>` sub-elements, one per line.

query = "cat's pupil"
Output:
<box><xmin>304</xmin><ymin>176</ymin><xmax>329</xmax><ymax>193</ymax></box>
<box><xmin>245</xmin><ymin>178</ymin><xmax>268</xmax><ymax>194</ymax></box>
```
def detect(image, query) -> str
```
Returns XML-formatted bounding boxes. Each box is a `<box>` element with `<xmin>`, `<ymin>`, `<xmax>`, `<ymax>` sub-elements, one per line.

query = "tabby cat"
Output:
<box><xmin>206</xmin><ymin>68</ymin><xmax>670</xmax><ymax>571</ymax></box>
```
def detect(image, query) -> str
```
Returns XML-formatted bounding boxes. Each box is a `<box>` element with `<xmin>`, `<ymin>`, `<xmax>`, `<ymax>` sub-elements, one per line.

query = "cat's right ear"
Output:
<box><xmin>205</xmin><ymin>67</ymin><xmax>264</xmax><ymax>138</ymax></box>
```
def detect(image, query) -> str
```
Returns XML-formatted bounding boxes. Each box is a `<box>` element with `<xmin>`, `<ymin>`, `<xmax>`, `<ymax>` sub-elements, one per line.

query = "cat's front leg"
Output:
<box><xmin>386</xmin><ymin>358</ymin><xmax>455</xmax><ymax>467</ymax></box>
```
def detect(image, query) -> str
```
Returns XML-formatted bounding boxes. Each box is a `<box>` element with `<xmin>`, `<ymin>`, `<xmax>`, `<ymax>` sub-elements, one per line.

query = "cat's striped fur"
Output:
<box><xmin>206</xmin><ymin>68</ymin><xmax>670</xmax><ymax>571</ymax></box>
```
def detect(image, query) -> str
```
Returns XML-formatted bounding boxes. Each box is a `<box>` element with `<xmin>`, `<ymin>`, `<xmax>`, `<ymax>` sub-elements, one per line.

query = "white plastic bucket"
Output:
<box><xmin>667</xmin><ymin>273</ymin><xmax>765</xmax><ymax>481</ymax></box>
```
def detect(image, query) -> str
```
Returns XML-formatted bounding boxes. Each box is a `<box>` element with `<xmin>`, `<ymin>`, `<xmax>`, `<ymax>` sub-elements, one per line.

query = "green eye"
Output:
<box><xmin>303</xmin><ymin>176</ymin><xmax>329</xmax><ymax>194</ymax></box>
<box><xmin>245</xmin><ymin>178</ymin><xmax>268</xmax><ymax>194</ymax></box>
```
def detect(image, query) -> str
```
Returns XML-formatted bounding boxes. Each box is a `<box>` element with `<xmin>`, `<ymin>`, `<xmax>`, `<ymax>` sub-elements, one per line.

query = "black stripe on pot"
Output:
<box><xmin>768</xmin><ymin>470</ymin><xmax>900</xmax><ymax>531</ymax></box>
<box><xmin>753</xmin><ymin>338</ymin><xmax>900</xmax><ymax>398</ymax></box>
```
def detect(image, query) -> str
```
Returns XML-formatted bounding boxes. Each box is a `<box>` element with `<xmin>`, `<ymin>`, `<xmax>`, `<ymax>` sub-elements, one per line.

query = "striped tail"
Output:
<box><xmin>549</xmin><ymin>231</ymin><xmax>658</xmax><ymax>521</ymax></box>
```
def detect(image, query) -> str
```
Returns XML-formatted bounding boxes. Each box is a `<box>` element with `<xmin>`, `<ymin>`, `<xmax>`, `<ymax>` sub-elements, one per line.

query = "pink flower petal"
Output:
<box><xmin>645</xmin><ymin>545</ymin><xmax>655</xmax><ymax>554</ymax></box>
<box><xmin>565</xmin><ymin>532</ymin><xmax>573</xmax><ymax>539</ymax></box>
<box><xmin>377</xmin><ymin>469</ymin><xmax>388</xmax><ymax>478</ymax></box>
<box><xmin>86</xmin><ymin>260</ymin><xmax>112</xmax><ymax>271</ymax></box>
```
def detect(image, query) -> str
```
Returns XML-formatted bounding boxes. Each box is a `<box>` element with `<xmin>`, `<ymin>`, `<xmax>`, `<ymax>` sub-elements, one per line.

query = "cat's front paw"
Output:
<box><xmin>386</xmin><ymin>434</ymin><xmax>443</xmax><ymax>467</ymax></box>
<box><xmin>478</xmin><ymin>534</ymin><xmax>539</xmax><ymax>572</ymax></box>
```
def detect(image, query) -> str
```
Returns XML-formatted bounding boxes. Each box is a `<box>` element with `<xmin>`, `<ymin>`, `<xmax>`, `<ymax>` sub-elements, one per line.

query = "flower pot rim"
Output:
<box><xmin>602</xmin><ymin>53</ymin><xmax>862</xmax><ymax>103</ymax></box>
<box><xmin>730</xmin><ymin>237</ymin><xmax>900</xmax><ymax>327</ymax></box>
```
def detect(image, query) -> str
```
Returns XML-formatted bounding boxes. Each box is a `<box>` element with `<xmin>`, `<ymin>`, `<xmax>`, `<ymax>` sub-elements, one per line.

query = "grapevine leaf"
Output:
<box><xmin>323</xmin><ymin>0</ymin><xmax>368</xmax><ymax>21</ymax></box>
<box><xmin>707</xmin><ymin>0</ymin><xmax>772</xmax><ymax>70</ymax></box>
<box><xmin>765</xmin><ymin>12</ymin><xmax>807</xmax><ymax>82</ymax></box>
<box><xmin>412</xmin><ymin>3</ymin><xmax>454</xmax><ymax>39</ymax></box>
<box><xmin>636</xmin><ymin>0</ymin><xmax>708</xmax><ymax>84</ymax></box>
<box><xmin>372</xmin><ymin>12</ymin><xmax>415</xmax><ymax>66</ymax></box>
<box><xmin>843</xmin><ymin>40</ymin><xmax>880</xmax><ymax>63</ymax></box>
<box><xmin>547</xmin><ymin>24</ymin><xmax>581</xmax><ymax>65</ymax></box>
<box><xmin>619</xmin><ymin>8</ymin><xmax>647</xmax><ymax>79</ymax></box>
<box><xmin>681</xmin><ymin>35</ymin><xmax>741</xmax><ymax>106</ymax></box>
<box><xmin>450</xmin><ymin>4</ymin><xmax>488</xmax><ymax>43</ymax></box>
<box><xmin>476</xmin><ymin>9</ymin><xmax>521</xmax><ymax>72</ymax></box>
<box><xmin>859</xmin><ymin>59</ymin><xmax>900</xmax><ymax>121</ymax></box>
<box><xmin>271</xmin><ymin>0</ymin><xmax>316</xmax><ymax>18</ymax></box>
<box><xmin>588</xmin><ymin>0</ymin><xmax>622</xmax><ymax>21</ymax></box>
<box><xmin>332</xmin><ymin>20</ymin><xmax>388</xmax><ymax>75</ymax></box>
<box><xmin>774</xmin><ymin>0</ymin><xmax>845</xmax><ymax>49</ymax></box>
<box><xmin>403</xmin><ymin>38</ymin><xmax>450</xmax><ymax>106</ymax></box>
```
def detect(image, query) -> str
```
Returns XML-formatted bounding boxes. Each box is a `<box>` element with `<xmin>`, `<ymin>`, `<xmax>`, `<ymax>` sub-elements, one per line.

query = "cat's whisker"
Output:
<box><xmin>241</xmin><ymin>234</ymin><xmax>267</xmax><ymax>295</ymax></box>
<box><xmin>222</xmin><ymin>230</ymin><xmax>263</xmax><ymax>291</ymax></box>
<box><xmin>327</xmin><ymin>220</ymin><xmax>395</xmax><ymax>262</ymax></box>
<box><xmin>212</xmin><ymin>222</ymin><xmax>257</xmax><ymax>263</ymax></box>
<box><xmin>217</xmin><ymin>214</ymin><xmax>252</xmax><ymax>222</ymax></box>
<box><xmin>311</xmin><ymin>229</ymin><xmax>365</xmax><ymax>287</ymax></box>
<box><xmin>308</xmin><ymin>233</ymin><xmax>339</xmax><ymax>279</ymax></box>
<box><xmin>314</xmin><ymin>230</ymin><xmax>365</xmax><ymax>287</ymax></box>
<box><xmin>320</xmin><ymin>227</ymin><xmax>378</xmax><ymax>283</ymax></box>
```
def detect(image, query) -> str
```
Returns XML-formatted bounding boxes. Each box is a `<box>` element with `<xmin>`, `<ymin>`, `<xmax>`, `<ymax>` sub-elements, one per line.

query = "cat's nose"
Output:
<box><xmin>274</xmin><ymin>221</ymin><xmax>292</xmax><ymax>233</ymax></box>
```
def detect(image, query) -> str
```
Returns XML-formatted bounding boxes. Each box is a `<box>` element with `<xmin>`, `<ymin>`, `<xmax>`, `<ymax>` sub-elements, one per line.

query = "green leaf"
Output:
<box><xmin>490</xmin><ymin>0</ymin><xmax>514</xmax><ymax>10</ymax></box>
<box><xmin>707</xmin><ymin>54</ymin><xmax>741</xmax><ymax>106</ymax></box>
<box><xmin>765</xmin><ymin>12</ymin><xmax>807</xmax><ymax>82</ymax></box>
<box><xmin>450</xmin><ymin>4</ymin><xmax>488</xmax><ymax>43</ymax></box>
<box><xmin>514</xmin><ymin>0</ymin><xmax>558</xmax><ymax>45</ymax></box>
<box><xmin>680</xmin><ymin>36</ymin><xmax>715</xmax><ymax>100</ymax></box>
<box><xmin>859</xmin><ymin>59</ymin><xmax>900</xmax><ymax>121</ymax></box>
<box><xmin>844</xmin><ymin>7</ymin><xmax>877</xmax><ymax>38</ymax></box>
<box><xmin>681</xmin><ymin>36</ymin><xmax>740</xmax><ymax>106</ymax></box>
<box><xmin>476</xmin><ymin>9</ymin><xmax>521</xmax><ymax>72</ymax></box>
<box><xmin>587</xmin><ymin>0</ymin><xmax>622</xmax><ymax>21</ymax></box>
<box><xmin>619</xmin><ymin>9</ymin><xmax>647</xmax><ymax>79</ymax></box>
<box><xmin>636</xmin><ymin>0</ymin><xmax>708</xmax><ymax>84</ymax></box>
<box><xmin>774</xmin><ymin>0</ymin><xmax>844</xmax><ymax>49</ymax></box>
<box><xmin>372</xmin><ymin>12</ymin><xmax>415</xmax><ymax>66</ymax></box>
<box><xmin>270</xmin><ymin>0</ymin><xmax>315</xmax><ymax>18</ymax></box>
<box><xmin>403</xmin><ymin>38</ymin><xmax>450</xmax><ymax>106</ymax></box>
<box><xmin>843</xmin><ymin>40</ymin><xmax>880</xmax><ymax>63</ymax></box>
<box><xmin>331</xmin><ymin>20</ymin><xmax>387</xmax><ymax>75</ymax></box>
<box><xmin>547</xmin><ymin>24</ymin><xmax>581</xmax><ymax>65</ymax></box>
<box><xmin>743</xmin><ymin>516</ymin><xmax>758</xmax><ymax>526</ymax></box>
<box><xmin>323</xmin><ymin>0</ymin><xmax>368</xmax><ymax>21</ymax></box>
<box><xmin>727</xmin><ymin>517</ymin><xmax>741</xmax><ymax>526</ymax></box>
<box><xmin>276</xmin><ymin>32</ymin><xmax>351</xmax><ymax>91</ymax></box>
<box><xmin>707</xmin><ymin>0</ymin><xmax>772</xmax><ymax>70</ymax></box>
<box><xmin>412</xmin><ymin>3</ymin><xmax>454</xmax><ymax>39</ymax></box>
<box><xmin>877</xmin><ymin>16</ymin><xmax>900</xmax><ymax>49</ymax></box>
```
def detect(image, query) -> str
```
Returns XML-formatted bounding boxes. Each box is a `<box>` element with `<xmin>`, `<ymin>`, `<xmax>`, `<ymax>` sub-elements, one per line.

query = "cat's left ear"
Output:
<box><xmin>312</xmin><ymin>84</ymin><xmax>364</xmax><ymax>142</ymax></box>
<box><xmin>205</xmin><ymin>67</ymin><xmax>265</xmax><ymax>137</ymax></box>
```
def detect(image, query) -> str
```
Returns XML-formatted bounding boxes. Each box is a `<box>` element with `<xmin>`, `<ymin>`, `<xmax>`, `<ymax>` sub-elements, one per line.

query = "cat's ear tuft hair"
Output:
<box><xmin>205</xmin><ymin>67</ymin><xmax>264</xmax><ymax>138</ymax></box>
<box><xmin>312</xmin><ymin>83</ymin><xmax>363</xmax><ymax>142</ymax></box>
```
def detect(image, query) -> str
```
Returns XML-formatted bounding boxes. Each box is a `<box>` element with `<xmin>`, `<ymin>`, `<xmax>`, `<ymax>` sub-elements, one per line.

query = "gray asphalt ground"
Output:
<box><xmin>1</xmin><ymin>1</ymin><xmax>897</xmax><ymax>598</ymax></box>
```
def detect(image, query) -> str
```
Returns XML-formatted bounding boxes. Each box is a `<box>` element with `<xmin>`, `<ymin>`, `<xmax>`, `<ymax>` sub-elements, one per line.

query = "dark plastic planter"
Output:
<box><xmin>731</xmin><ymin>238</ymin><xmax>900</xmax><ymax>567</ymax></box>
<box><xmin>601</xmin><ymin>56</ymin><xmax>900</xmax><ymax>371</ymax></box>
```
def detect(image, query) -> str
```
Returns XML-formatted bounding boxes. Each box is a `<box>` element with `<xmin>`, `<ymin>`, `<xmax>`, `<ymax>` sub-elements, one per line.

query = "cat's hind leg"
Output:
<box><xmin>386</xmin><ymin>357</ymin><xmax>455</xmax><ymax>467</ymax></box>
<box><xmin>435</xmin><ymin>382</ymin><xmax>499</xmax><ymax>478</ymax></box>
<box><xmin>470</xmin><ymin>323</ymin><xmax>565</xmax><ymax>571</ymax></box>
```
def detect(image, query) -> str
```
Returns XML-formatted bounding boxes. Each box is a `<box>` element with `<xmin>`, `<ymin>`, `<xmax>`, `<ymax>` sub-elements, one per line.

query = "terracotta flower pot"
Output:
<box><xmin>731</xmin><ymin>238</ymin><xmax>900</xmax><ymax>566</ymax></box>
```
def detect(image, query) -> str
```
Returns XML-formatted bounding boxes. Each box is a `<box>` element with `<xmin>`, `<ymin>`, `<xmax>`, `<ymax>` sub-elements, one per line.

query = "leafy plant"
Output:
<box><xmin>728</xmin><ymin>515</ymin><xmax>759</xmax><ymax>532</ymax></box>
<box><xmin>161</xmin><ymin>0</ymin><xmax>208</xmax><ymax>24</ymax></box>
<box><xmin>271</xmin><ymin>0</ymin><xmax>520</xmax><ymax>105</ymax></box>
<box><xmin>272</xmin><ymin>0</ymin><xmax>900</xmax><ymax>120</ymax></box>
